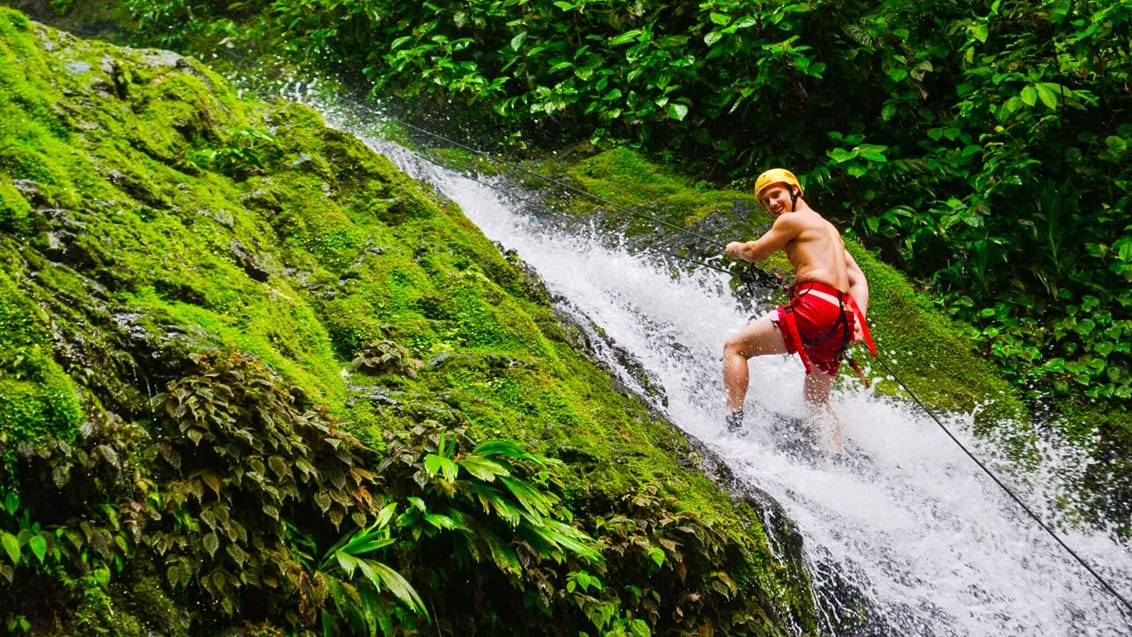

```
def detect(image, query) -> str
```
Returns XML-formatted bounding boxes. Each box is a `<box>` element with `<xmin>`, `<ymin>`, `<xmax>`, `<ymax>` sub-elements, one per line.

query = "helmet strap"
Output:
<box><xmin>789</xmin><ymin>187</ymin><xmax>799</xmax><ymax>212</ymax></box>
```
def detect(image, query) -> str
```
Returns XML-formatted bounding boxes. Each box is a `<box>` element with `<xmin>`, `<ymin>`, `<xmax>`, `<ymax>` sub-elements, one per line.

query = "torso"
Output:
<box><xmin>780</xmin><ymin>209</ymin><xmax>849</xmax><ymax>293</ymax></box>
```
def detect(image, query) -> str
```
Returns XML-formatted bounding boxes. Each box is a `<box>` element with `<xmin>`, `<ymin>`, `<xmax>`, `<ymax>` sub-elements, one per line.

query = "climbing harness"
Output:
<box><xmin>778</xmin><ymin>282</ymin><xmax>876</xmax><ymax>385</ymax></box>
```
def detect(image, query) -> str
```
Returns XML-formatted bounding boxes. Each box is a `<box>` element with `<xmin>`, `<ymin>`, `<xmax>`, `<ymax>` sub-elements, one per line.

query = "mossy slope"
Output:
<box><xmin>0</xmin><ymin>10</ymin><xmax>823</xmax><ymax>635</ymax></box>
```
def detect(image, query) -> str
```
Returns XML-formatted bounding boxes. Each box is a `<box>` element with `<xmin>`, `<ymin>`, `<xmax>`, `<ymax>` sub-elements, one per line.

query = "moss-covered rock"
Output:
<box><xmin>0</xmin><ymin>10</ymin><xmax>826</xmax><ymax>635</ymax></box>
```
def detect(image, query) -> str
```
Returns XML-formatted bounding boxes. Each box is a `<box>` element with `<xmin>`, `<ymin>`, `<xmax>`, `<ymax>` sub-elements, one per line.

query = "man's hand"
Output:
<box><xmin>725</xmin><ymin>241</ymin><xmax>750</xmax><ymax>262</ymax></box>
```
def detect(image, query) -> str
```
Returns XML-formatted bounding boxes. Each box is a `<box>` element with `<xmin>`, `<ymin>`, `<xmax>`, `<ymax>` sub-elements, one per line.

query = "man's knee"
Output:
<box><xmin>722</xmin><ymin>336</ymin><xmax>748</xmax><ymax>360</ymax></box>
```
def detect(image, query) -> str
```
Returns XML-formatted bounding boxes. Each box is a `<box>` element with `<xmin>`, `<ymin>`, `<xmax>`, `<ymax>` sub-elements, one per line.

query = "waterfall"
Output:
<box><xmin>302</xmin><ymin>93</ymin><xmax>1132</xmax><ymax>635</ymax></box>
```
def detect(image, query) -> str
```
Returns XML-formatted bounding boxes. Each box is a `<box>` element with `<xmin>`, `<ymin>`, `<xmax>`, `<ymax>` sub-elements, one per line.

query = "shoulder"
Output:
<box><xmin>777</xmin><ymin>210</ymin><xmax>823</xmax><ymax>232</ymax></box>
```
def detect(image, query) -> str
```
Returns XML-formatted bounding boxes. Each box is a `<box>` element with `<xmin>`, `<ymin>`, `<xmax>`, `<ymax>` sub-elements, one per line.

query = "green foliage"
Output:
<box><xmin>293</xmin><ymin>504</ymin><xmax>428</xmax><ymax>637</ymax></box>
<box><xmin>585</xmin><ymin>486</ymin><xmax>783</xmax><ymax>636</ymax></box>
<box><xmin>150</xmin><ymin>351</ymin><xmax>386</xmax><ymax>620</ymax></box>
<box><xmin>806</xmin><ymin>0</ymin><xmax>1132</xmax><ymax>406</ymax></box>
<box><xmin>351</xmin><ymin>339</ymin><xmax>420</xmax><ymax>379</ymax></box>
<box><xmin>377</xmin><ymin>423</ymin><xmax>609</xmax><ymax>625</ymax></box>
<box><xmin>189</xmin><ymin>127</ymin><xmax>281</xmax><ymax>179</ymax></box>
<box><xmin>0</xmin><ymin>413</ymin><xmax>166</xmax><ymax>634</ymax></box>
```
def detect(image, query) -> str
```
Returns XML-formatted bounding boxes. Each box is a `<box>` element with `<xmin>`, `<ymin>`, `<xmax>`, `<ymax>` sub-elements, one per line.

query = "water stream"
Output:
<box><xmin>304</xmin><ymin>94</ymin><xmax>1132</xmax><ymax>636</ymax></box>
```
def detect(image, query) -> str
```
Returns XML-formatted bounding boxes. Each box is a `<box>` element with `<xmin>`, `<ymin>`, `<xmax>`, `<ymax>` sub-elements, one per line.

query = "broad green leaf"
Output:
<box><xmin>3</xmin><ymin>491</ymin><xmax>17</xmax><ymax>514</ymax></box>
<box><xmin>1035</xmin><ymin>83</ymin><xmax>1060</xmax><ymax>109</ymax></box>
<box><xmin>500</xmin><ymin>476</ymin><xmax>554</xmax><ymax>517</ymax></box>
<box><xmin>369</xmin><ymin>560</ymin><xmax>429</xmax><ymax>615</ymax></box>
<box><xmin>827</xmin><ymin>147</ymin><xmax>858</xmax><ymax>163</ymax></box>
<box><xmin>704</xmin><ymin>31</ymin><xmax>723</xmax><ymax>47</ymax></box>
<box><xmin>510</xmin><ymin>31</ymin><xmax>527</xmax><ymax>51</ymax></box>
<box><xmin>458</xmin><ymin>455</ymin><xmax>510</xmax><ymax>481</ymax></box>
<box><xmin>1</xmin><ymin>532</ymin><xmax>20</xmax><ymax>565</ymax></box>
<box><xmin>424</xmin><ymin>454</ymin><xmax>459</xmax><ymax>482</ymax></box>
<box><xmin>526</xmin><ymin>518</ymin><xmax>600</xmax><ymax>562</ymax></box>
<box><xmin>423</xmin><ymin>513</ymin><xmax>460</xmax><ymax>530</ymax></box>
<box><xmin>473</xmin><ymin>439</ymin><xmax>554</xmax><ymax>465</ymax></box>
<box><xmin>969</xmin><ymin>22</ymin><xmax>988</xmax><ymax>43</ymax></box>
<box><xmin>1020</xmin><ymin>85</ymin><xmax>1037</xmax><ymax>107</ymax></box>
<box><xmin>335</xmin><ymin>550</ymin><xmax>360</xmax><ymax>577</ymax></box>
<box><xmin>857</xmin><ymin>144</ymin><xmax>888</xmax><ymax>162</ymax></box>
<box><xmin>667</xmin><ymin>103</ymin><xmax>689</xmax><ymax>121</ymax></box>
<box><xmin>709</xmin><ymin>12</ymin><xmax>730</xmax><ymax>26</ymax></box>
<box><xmin>610</xmin><ymin>29</ymin><xmax>643</xmax><ymax>46</ymax></box>
<box><xmin>1105</xmin><ymin>136</ymin><xmax>1128</xmax><ymax>152</ymax></box>
<box><xmin>375</xmin><ymin>502</ymin><xmax>397</xmax><ymax>528</ymax></box>
<box><xmin>202</xmin><ymin>532</ymin><xmax>220</xmax><ymax>558</ymax></box>
<box><xmin>1115</xmin><ymin>237</ymin><xmax>1132</xmax><ymax>262</ymax></box>
<box><xmin>482</xmin><ymin>531</ymin><xmax>522</xmax><ymax>575</ymax></box>
<box><xmin>341</xmin><ymin>532</ymin><xmax>395</xmax><ymax>556</ymax></box>
<box><xmin>1077</xmin><ymin>319</ymin><xmax>1096</xmax><ymax>336</ymax></box>
<box><xmin>390</xmin><ymin>35</ymin><xmax>414</xmax><ymax>50</ymax></box>
<box><xmin>888</xmin><ymin>68</ymin><xmax>908</xmax><ymax>82</ymax></box>
<box><xmin>487</xmin><ymin>490</ymin><xmax>523</xmax><ymax>526</ymax></box>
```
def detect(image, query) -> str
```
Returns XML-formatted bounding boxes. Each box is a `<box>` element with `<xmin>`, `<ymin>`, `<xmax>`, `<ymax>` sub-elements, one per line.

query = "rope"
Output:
<box><xmin>386</xmin><ymin>117</ymin><xmax>1132</xmax><ymax>621</ymax></box>
<box><xmin>872</xmin><ymin>354</ymin><xmax>1132</xmax><ymax>619</ymax></box>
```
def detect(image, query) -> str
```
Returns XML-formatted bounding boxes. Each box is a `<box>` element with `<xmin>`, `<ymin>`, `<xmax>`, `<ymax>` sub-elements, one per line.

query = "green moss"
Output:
<box><xmin>569</xmin><ymin>146</ymin><xmax>746</xmax><ymax>226</ymax></box>
<box><xmin>0</xmin><ymin>11</ymin><xmax>820</xmax><ymax>633</ymax></box>
<box><xmin>852</xmin><ymin>245</ymin><xmax>1026</xmax><ymax>423</ymax></box>
<box><xmin>0</xmin><ymin>269</ymin><xmax>84</xmax><ymax>454</ymax></box>
<box><xmin>0</xmin><ymin>174</ymin><xmax>31</xmax><ymax>232</ymax></box>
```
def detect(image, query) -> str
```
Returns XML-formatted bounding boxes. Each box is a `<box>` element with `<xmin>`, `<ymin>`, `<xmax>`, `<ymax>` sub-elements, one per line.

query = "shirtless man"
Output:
<box><xmin>722</xmin><ymin>168</ymin><xmax>872</xmax><ymax>453</ymax></box>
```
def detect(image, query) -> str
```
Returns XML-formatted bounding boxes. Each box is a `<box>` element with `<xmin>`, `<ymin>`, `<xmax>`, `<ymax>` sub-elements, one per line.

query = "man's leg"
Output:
<box><xmin>723</xmin><ymin>313</ymin><xmax>788</xmax><ymax>413</ymax></box>
<box><xmin>803</xmin><ymin>370</ymin><xmax>842</xmax><ymax>454</ymax></box>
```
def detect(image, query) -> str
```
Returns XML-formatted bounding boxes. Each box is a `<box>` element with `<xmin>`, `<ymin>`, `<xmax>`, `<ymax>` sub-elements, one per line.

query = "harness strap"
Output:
<box><xmin>776</xmin><ymin>306</ymin><xmax>815</xmax><ymax>375</ymax></box>
<box><xmin>782</xmin><ymin>282</ymin><xmax>876</xmax><ymax>384</ymax></box>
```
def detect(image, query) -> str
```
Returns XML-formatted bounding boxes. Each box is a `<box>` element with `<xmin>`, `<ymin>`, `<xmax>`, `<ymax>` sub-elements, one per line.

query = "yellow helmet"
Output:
<box><xmin>754</xmin><ymin>168</ymin><xmax>802</xmax><ymax>201</ymax></box>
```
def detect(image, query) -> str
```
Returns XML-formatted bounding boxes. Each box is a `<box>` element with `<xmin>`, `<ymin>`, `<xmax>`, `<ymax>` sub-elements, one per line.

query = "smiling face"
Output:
<box><xmin>758</xmin><ymin>183</ymin><xmax>796</xmax><ymax>217</ymax></box>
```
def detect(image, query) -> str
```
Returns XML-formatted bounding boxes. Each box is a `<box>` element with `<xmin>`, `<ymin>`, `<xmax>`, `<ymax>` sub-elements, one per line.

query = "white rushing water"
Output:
<box><xmin>304</xmin><ymin>95</ymin><xmax>1132</xmax><ymax>635</ymax></box>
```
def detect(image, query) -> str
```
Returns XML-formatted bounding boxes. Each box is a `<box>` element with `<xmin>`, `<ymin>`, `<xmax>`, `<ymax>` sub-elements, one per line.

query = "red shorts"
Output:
<box><xmin>772</xmin><ymin>281</ymin><xmax>855</xmax><ymax>376</ymax></box>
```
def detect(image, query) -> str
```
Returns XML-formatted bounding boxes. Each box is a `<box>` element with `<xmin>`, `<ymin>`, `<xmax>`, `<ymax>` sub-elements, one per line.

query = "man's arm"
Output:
<box><xmin>725</xmin><ymin>215</ymin><xmax>797</xmax><ymax>263</ymax></box>
<box><xmin>845</xmin><ymin>249</ymin><xmax>869</xmax><ymax>317</ymax></box>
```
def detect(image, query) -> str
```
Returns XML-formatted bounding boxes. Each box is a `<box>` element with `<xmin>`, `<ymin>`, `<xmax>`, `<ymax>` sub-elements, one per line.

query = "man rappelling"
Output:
<box><xmin>722</xmin><ymin>168</ymin><xmax>874</xmax><ymax>454</ymax></box>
